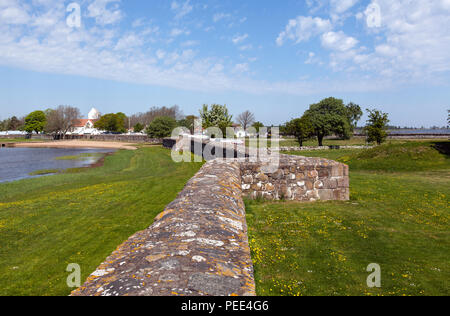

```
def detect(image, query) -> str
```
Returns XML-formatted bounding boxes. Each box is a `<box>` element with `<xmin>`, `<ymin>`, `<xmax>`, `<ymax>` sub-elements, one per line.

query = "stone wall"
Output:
<box><xmin>165</xmin><ymin>137</ymin><xmax>350</xmax><ymax>202</ymax></box>
<box><xmin>240</xmin><ymin>154</ymin><xmax>349</xmax><ymax>202</ymax></box>
<box><xmin>71</xmin><ymin>160</ymin><xmax>255</xmax><ymax>297</ymax></box>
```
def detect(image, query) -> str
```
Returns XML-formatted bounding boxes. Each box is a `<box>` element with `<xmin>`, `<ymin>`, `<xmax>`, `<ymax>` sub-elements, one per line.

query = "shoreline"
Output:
<box><xmin>11</xmin><ymin>140</ymin><xmax>138</xmax><ymax>150</ymax></box>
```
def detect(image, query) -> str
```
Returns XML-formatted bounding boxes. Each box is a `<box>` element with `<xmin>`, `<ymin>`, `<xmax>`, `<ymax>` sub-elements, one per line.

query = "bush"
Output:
<box><xmin>146</xmin><ymin>116</ymin><xmax>177</xmax><ymax>138</ymax></box>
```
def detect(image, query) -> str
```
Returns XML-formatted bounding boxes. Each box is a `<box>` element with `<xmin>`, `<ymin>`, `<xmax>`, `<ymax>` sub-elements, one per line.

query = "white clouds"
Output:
<box><xmin>171</xmin><ymin>0</ymin><xmax>193</xmax><ymax>20</ymax></box>
<box><xmin>87</xmin><ymin>0</ymin><xmax>122</xmax><ymax>25</ymax></box>
<box><xmin>1</xmin><ymin>0</ymin><xmax>449</xmax><ymax>99</ymax></box>
<box><xmin>181</xmin><ymin>40</ymin><xmax>199</xmax><ymax>47</ymax></box>
<box><xmin>233</xmin><ymin>63</ymin><xmax>249</xmax><ymax>74</ymax></box>
<box><xmin>213</xmin><ymin>12</ymin><xmax>231</xmax><ymax>23</ymax></box>
<box><xmin>276</xmin><ymin>16</ymin><xmax>332</xmax><ymax>46</ymax></box>
<box><xmin>0</xmin><ymin>0</ymin><xmax>29</xmax><ymax>24</ymax></box>
<box><xmin>239</xmin><ymin>44</ymin><xmax>252</xmax><ymax>51</ymax></box>
<box><xmin>232</xmin><ymin>33</ymin><xmax>248</xmax><ymax>44</ymax></box>
<box><xmin>357</xmin><ymin>0</ymin><xmax>450</xmax><ymax>77</ymax></box>
<box><xmin>114</xmin><ymin>33</ymin><xmax>143</xmax><ymax>51</ymax></box>
<box><xmin>330</xmin><ymin>0</ymin><xmax>359</xmax><ymax>14</ymax></box>
<box><xmin>321</xmin><ymin>31</ymin><xmax>358</xmax><ymax>51</ymax></box>
<box><xmin>170</xmin><ymin>28</ymin><xmax>190</xmax><ymax>37</ymax></box>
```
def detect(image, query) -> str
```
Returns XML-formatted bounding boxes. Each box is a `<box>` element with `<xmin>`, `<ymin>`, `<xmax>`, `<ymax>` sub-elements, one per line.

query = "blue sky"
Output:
<box><xmin>0</xmin><ymin>0</ymin><xmax>449</xmax><ymax>127</ymax></box>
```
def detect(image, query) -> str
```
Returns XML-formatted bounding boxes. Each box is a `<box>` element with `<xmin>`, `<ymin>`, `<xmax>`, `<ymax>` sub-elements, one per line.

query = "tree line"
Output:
<box><xmin>5</xmin><ymin>100</ymin><xmax>441</xmax><ymax>144</ymax></box>
<box><xmin>281</xmin><ymin>97</ymin><xmax>391</xmax><ymax>145</ymax></box>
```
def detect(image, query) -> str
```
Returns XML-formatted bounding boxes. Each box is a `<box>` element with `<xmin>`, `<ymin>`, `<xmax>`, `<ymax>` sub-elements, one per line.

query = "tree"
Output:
<box><xmin>237</xmin><ymin>111</ymin><xmax>255</xmax><ymax>131</ymax></box>
<box><xmin>146</xmin><ymin>116</ymin><xmax>177</xmax><ymax>138</ymax></box>
<box><xmin>252</xmin><ymin>122</ymin><xmax>265</xmax><ymax>137</ymax></box>
<box><xmin>133</xmin><ymin>123</ymin><xmax>144</xmax><ymax>133</ymax></box>
<box><xmin>45</xmin><ymin>106</ymin><xmax>81</xmax><ymax>139</ymax></box>
<box><xmin>305</xmin><ymin>97</ymin><xmax>352</xmax><ymax>146</ymax></box>
<box><xmin>94</xmin><ymin>113</ymin><xmax>127</xmax><ymax>133</ymax></box>
<box><xmin>177</xmin><ymin>115</ymin><xmax>197</xmax><ymax>134</ymax></box>
<box><xmin>129</xmin><ymin>105</ymin><xmax>183</xmax><ymax>127</ymax></box>
<box><xmin>7</xmin><ymin>116</ymin><xmax>22</xmax><ymax>131</ymax></box>
<box><xmin>199</xmin><ymin>104</ymin><xmax>233</xmax><ymax>136</ymax></box>
<box><xmin>447</xmin><ymin>110</ymin><xmax>449</xmax><ymax>128</ymax></box>
<box><xmin>285</xmin><ymin>115</ymin><xmax>315</xmax><ymax>147</ymax></box>
<box><xmin>346</xmin><ymin>102</ymin><xmax>363</xmax><ymax>132</ymax></box>
<box><xmin>364</xmin><ymin>109</ymin><xmax>390</xmax><ymax>145</ymax></box>
<box><xmin>24</xmin><ymin>111</ymin><xmax>47</xmax><ymax>134</ymax></box>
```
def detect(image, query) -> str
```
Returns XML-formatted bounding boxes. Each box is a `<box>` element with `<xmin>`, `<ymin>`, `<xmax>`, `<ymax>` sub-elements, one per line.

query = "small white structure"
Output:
<box><xmin>71</xmin><ymin>108</ymin><xmax>102</xmax><ymax>135</ymax></box>
<box><xmin>88</xmin><ymin>108</ymin><xmax>101</xmax><ymax>120</ymax></box>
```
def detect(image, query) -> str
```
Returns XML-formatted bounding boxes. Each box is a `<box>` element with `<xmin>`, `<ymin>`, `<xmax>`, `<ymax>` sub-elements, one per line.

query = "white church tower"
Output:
<box><xmin>88</xmin><ymin>108</ymin><xmax>101</xmax><ymax>120</ymax></box>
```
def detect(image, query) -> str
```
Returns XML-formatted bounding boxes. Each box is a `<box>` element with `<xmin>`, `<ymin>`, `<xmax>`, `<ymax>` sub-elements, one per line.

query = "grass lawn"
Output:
<box><xmin>0</xmin><ymin>138</ymin><xmax>47</xmax><ymax>143</ymax></box>
<box><xmin>247</xmin><ymin>141</ymin><xmax>449</xmax><ymax>296</ymax></box>
<box><xmin>0</xmin><ymin>146</ymin><xmax>203</xmax><ymax>296</ymax></box>
<box><xmin>246</xmin><ymin>137</ymin><xmax>446</xmax><ymax>148</ymax></box>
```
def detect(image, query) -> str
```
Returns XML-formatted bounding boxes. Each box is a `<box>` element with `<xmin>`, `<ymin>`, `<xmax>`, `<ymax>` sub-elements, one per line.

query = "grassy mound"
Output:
<box><xmin>343</xmin><ymin>141</ymin><xmax>449</xmax><ymax>172</ymax></box>
<box><xmin>287</xmin><ymin>141</ymin><xmax>449</xmax><ymax>172</ymax></box>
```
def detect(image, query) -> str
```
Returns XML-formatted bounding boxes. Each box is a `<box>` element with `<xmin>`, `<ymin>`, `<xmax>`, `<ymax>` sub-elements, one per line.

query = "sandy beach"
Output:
<box><xmin>13</xmin><ymin>140</ymin><xmax>138</xmax><ymax>150</ymax></box>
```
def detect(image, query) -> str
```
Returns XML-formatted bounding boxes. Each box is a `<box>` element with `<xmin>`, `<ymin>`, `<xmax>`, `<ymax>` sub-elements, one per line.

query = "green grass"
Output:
<box><xmin>0</xmin><ymin>146</ymin><xmax>203</xmax><ymax>296</ymax></box>
<box><xmin>287</xmin><ymin>141</ymin><xmax>450</xmax><ymax>172</ymax></box>
<box><xmin>247</xmin><ymin>141</ymin><xmax>449</xmax><ymax>296</ymax></box>
<box><xmin>0</xmin><ymin>138</ymin><xmax>47</xmax><ymax>143</ymax></box>
<box><xmin>28</xmin><ymin>169</ymin><xmax>61</xmax><ymax>176</ymax></box>
<box><xmin>54</xmin><ymin>153</ymin><xmax>104</xmax><ymax>161</ymax></box>
<box><xmin>247</xmin><ymin>137</ymin><xmax>370</xmax><ymax>148</ymax></box>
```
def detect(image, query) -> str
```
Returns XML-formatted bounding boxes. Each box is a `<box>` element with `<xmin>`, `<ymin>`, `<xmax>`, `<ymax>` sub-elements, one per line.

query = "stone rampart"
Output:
<box><xmin>71</xmin><ymin>160</ymin><xmax>255</xmax><ymax>296</ymax></box>
<box><xmin>240</xmin><ymin>154</ymin><xmax>349</xmax><ymax>202</ymax></box>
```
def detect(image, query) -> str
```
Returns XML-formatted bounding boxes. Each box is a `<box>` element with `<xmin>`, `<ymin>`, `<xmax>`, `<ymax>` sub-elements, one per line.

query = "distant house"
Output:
<box><xmin>72</xmin><ymin>108</ymin><xmax>102</xmax><ymax>135</ymax></box>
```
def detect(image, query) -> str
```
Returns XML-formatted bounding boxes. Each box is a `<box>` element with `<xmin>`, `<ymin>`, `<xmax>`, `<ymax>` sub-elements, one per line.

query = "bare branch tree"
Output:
<box><xmin>45</xmin><ymin>105</ymin><xmax>81</xmax><ymax>139</ymax></box>
<box><xmin>237</xmin><ymin>111</ymin><xmax>255</xmax><ymax>130</ymax></box>
<box><xmin>129</xmin><ymin>105</ymin><xmax>184</xmax><ymax>127</ymax></box>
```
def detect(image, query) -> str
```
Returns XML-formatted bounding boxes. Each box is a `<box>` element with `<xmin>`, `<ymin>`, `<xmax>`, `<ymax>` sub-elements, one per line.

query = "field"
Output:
<box><xmin>0</xmin><ymin>146</ymin><xmax>203</xmax><ymax>296</ymax></box>
<box><xmin>246</xmin><ymin>137</ymin><xmax>369</xmax><ymax>148</ymax></box>
<box><xmin>0</xmin><ymin>140</ymin><xmax>448</xmax><ymax>296</ymax></box>
<box><xmin>246</xmin><ymin>141</ymin><xmax>450</xmax><ymax>296</ymax></box>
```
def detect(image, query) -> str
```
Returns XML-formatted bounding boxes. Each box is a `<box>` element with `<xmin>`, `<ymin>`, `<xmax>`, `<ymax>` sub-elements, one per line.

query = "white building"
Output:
<box><xmin>71</xmin><ymin>108</ymin><xmax>102</xmax><ymax>135</ymax></box>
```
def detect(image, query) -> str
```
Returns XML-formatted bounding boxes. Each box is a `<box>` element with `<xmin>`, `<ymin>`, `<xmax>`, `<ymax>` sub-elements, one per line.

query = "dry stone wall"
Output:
<box><xmin>240</xmin><ymin>154</ymin><xmax>349</xmax><ymax>202</ymax></box>
<box><xmin>71</xmin><ymin>160</ymin><xmax>255</xmax><ymax>297</ymax></box>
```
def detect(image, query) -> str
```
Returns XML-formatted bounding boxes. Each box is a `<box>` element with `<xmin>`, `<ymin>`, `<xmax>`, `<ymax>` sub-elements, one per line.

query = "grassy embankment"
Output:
<box><xmin>247</xmin><ymin>141</ymin><xmax>449</xmax><ymax>296</ymax></box>
<box><xmin>0</xmin><ymin>146</ymin><xmax>203</xmax><ymax>296</ymax></box>
<box><xmin>246</xmin><ymin>137</ymin><xmax>369</xmax><ymax>148</ymax></box>
<box><xmin>0</xmin><ymin>138</ymin><xmax>47</xmax><ymax>143</ymax></box>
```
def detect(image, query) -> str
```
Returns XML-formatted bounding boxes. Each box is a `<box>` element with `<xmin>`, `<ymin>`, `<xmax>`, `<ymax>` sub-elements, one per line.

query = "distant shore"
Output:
<box><xmin>12</xmin><ymin>140</ymin><xmax>138</xmax><ymax>150</ymax></box>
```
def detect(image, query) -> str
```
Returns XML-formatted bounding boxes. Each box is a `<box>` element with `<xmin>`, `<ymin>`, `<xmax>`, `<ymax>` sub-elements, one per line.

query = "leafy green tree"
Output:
<box><xmin>177</xmin><ymin>115</ymin><xmax>197</xmax><ymax>134</ymax></box>
<box><xmin>199</xmin><ymin>104</ymin><xmax>233</xmax><ymax>135</ymax></box>
<box><xmin>285</xmin><ymin>115</ymin><xmax>315</xmax><ymax>147</ymax></box>
<box><xmin>133</xmin><ymin>123</ymin><xmax>144</xmax><ymax>133</ymax></box>
<box><xmin>346</xmin><ymin>102</ymin><xmax>363</xmax><ymax>131</ymax></box>
<box><xmin>24</xmin><ymin>111</ymin><xmax>47</xmax><ymax>134</ymax></box>
<box><xmin>305</xmin><ymin>97</ymin><xmax>352</xmax><ymax>146</ymax></box>
<box><xmin>252</xmin><ymin>122</ymin><xmax>265</xmax><ymax>136</ymax></box>
<box><xmin>146</xmin><ymin>116</ymin><xmax>177</xmax><ymax>138</ymax></box>
<box><xmin>94</xmin><ymin>113</ymin><xmax>127</xmax><ymax>133</ymax></box>
<box><xmin>447</xmin><ymin>110</ymin><xmax>449</xmax><ymax>127</ymax></box>
<box><xmin>365</xmin><ymin>109</ymin><xmax>390</xmax><ymax>145</ymax></box>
